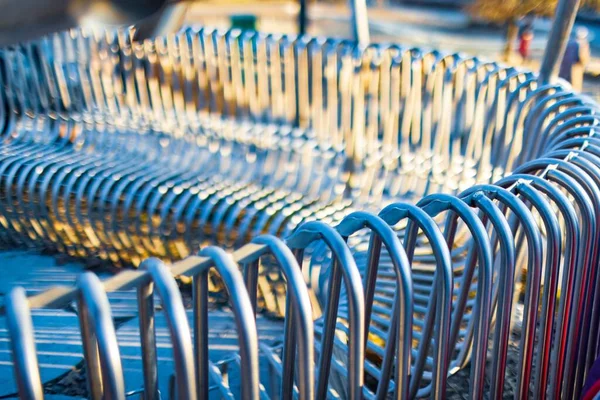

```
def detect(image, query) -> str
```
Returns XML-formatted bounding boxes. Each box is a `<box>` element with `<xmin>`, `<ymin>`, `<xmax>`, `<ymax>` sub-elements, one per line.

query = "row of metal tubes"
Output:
<box><xmin>6</xmin><ymin>149</ymin><xmax>598</xmax><ymax>400</ymax></box>
<box><xmin>0</xmin><ymin>35</ymin><xmax>564</xmax><ymax>234</ymax></box>
<box><xmin>0</xmin><ymin>110</ymin><xmax>509</xmax><ymax>204</ymax></box>
<box><xmin>445</xmin><ymin>153</ymin><xmax>596</xmax><ymax>399</ymax></box>
<box><xmin>1</xmin><ymin>25</ymin><xmax>600</xmax><ymax>400</ymax></box>
<box><xmin>0</xmin><ymin>125</ymin><xmax>356</xmax><ymax>250</ymax></box>
<box><xmin>0</xmin><ymin>77</ymin><xmax>576</xmax><ymax>198</ymax></box>
<box><xmin>0</xmin><ymin>32</ymin><xmax>446</xmax><ymax>135</ymax></box>
<box><xmin>0</xmin><ymin>178</ymin><xmax>580</xmax><ymax>400</ymax></box>
<box><xmin>0</xmin><ymin>172</ymin><xmax>354</xmax><ymax>266</ymax></box>
<box><xmin>2</xmin><ymin>196</ymin><xmax>506</xmax><ymax>400</ymax></box>
<box><xmin>469</xmin><ymin>144</ymin><xmax>600</xmax><ymax>399</ymax></box>
<box><xmin>498</xmin><ymin>140</ymin><xmax>600</xmax><ymax>399</ymax></box>
<box><xmin>317</xmin><ymin>133</ymin><xmax>600</xmax><ymax>399</ymax></box>
<box><xmin>0</xmin><ymin>89</ymin><xmax>580</xmax><ymax>260</ymax></box>
<box><xmin>1</xmin><ymin>29</ymin><xmax>542</xmax><ymax>171</ymax></box>
<box><xmin>537</xmin><ymin>143</ymin><xmax>600</xmax><ymax>396</ymax></box>
<box><xmin>2</xmin><ymin>116</ymin><xmax>596</xmax><ymax>396</ymax></box>
<box><xmin>0</xmin><ymin>75</ymin><xmax>528</xmax><ymax>252</ymax></box>
<box><xmin>1</xmin><ymin>131</ymin><xmax>596</xmax><ymax>396</ymax></box>
<box><xmin>38</xmin><ymin>29</ymin><xmax>475</xmax><ymax>134</ymax></box>
<box><xmin>4</xmin><ymin>220</ymin><xmax>364</xmax><ymax>400</ymax></box>
<box><xmin>0</xmin><ymin>65</ymin><xmax>576</xmax><ymax>214</ymax></box>
<box><xmin>6</xmin><ymin>236</ymin><xmax>311</xmax><ymax>400</ymax></box>
<box><xmin>0</xmin><ymin>137</ymin><xmax>483</xmax><ymax>258</ymax></box>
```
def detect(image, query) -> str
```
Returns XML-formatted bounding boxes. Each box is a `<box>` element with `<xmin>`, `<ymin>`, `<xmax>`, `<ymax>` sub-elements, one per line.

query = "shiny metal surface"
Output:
<box><xmin>1</xmin><ymin>16</ymin><xmax>600</xmax><ymax>400</ymax></box>
<box><xmin>6</xmin><ymin>147</ymin><xmax>600</xmax><ymax>397</ymax></box>
<box><xmin>0</xmin><ymin>30</ymin><xmax>541</xmax><ymax>264</ymax></box>
<box><xmin>4</xmin><ymin>287</ymin><xmax>44</xmax><ymax>400</ymax></box>
<box><xmin>76</xmin><ymin>272</ymin><xmax>125</xmax><ymax>400</ymax></box>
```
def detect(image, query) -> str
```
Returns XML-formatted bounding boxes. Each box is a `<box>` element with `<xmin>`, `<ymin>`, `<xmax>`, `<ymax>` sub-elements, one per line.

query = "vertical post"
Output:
<box><xmin>193</xmin><ymin>272</ymin><xmax>210</xmax><ymax>400</ymax></box>
<box><xmin>351</xmin><ymin>0</ymin><xmax>370</xmax><ymax>45</ymax></box>
<box><xmin>297</xmin><ymin>0</ymin><xmax>370</xmax><ymax>42</ymax></box>
<box><xmin>538</xmin><ymin>0</ymin><xmax>582</xmax><ymax>84</ymax></box>
<box><xmin>131</xmin><ymin>3</ymin><xmax>189</xmax><ymax>41</ymax></box>
<box><xmin>298</xmin><ymin>0</ymin><xmax>307</xmax><ymax>35</ymax></box>
<box><xmin>137</xmin><ymin>282</ymin><xmax>159</xmax><ymax>400</ymax></box>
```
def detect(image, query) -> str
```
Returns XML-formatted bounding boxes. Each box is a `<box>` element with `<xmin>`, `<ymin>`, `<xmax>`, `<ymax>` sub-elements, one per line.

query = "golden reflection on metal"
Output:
<box><xmin>1</xmin><ymin>25</ymin><xmax>600</xmax><ymax>400</ymax></box>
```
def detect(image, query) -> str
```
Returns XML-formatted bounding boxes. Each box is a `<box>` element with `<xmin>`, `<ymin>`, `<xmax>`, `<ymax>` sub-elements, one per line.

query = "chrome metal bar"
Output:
<box><xmin>286</xmin><ymin>221</ymin><xmax>365</xmax><ymax>400</ymax></box>
<box><xmin>5</xmin><ymin>288</ymin><xmax>44</xmax><ymax>400</ymax></box>
<box><xmin>2</xmin><ymin>20</ymin><xmax>600</xmax><ymax>400</ymax></box>
<box><xmin>77</xmin><ymin>272</ymin><xmax>125</xmax><ymax>400</ymax></box>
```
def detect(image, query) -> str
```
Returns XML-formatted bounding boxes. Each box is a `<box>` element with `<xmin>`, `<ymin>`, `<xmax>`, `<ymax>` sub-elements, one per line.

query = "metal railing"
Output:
<box><xmin>1</xmin><ymin>25</ymin><xmax>600</xmax><ymax>400</ymax></box>
<box><xmin>0</xmin><ymin>29</ymin><xmax>535</xmax><ymax>263</ymax></box>
<box><xmin>7</xmin><ymin>138</ymin><xmax>600</xmax><ymax>398</ymax></box>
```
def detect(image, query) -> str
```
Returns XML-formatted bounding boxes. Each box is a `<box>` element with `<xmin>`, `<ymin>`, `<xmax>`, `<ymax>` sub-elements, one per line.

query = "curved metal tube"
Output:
<box><xmin>137</xmin><ymin>258</ymin><xmax>196</xmax><ymax>400</ymax></box>
<box><xmin>249</xmin><ymin>234</ymin><xmax>314</xmax><ymax>400</ymax></box>
<box><xmin>458</xmin><ymin>189</ymin><xmax>512</xmax><ymax>398</ymax></box>
<box><xmin>4</xmin><ymin>287</ymin><xmax>44</xmax><ymax>400</ymax></box>
<box><xmin>416</xmin><ymin>193</ymin><xmax>492</xmax><ymax>400</ymax></box>
<box><xmin>76</xmin><ymin>272</ymin><xmax>125</xmax><ymax>400</ymax></box>
<box><xmin>459</xmin><ymin>184</ymin><xmax>543</xmax><ymax>399</ymax></box>
<box><xmin>286</xmin><ymin>220</ymin><xmax>365</xmax><ymax>400</ymax></box>
<box><xmin>196</xmin><ymin>246</ymin><xmax>259</xmax><ymax>400</ymax></box>
<box><xmin>492</xmin><ymin>178</ymin><xmax>560</xmax><ymax>399</ymax></box>
<box><xmin>378</xmin><ymin>203</ymin><xmax>452</xmax><ymax>399</ymax></box>
<box><xmin>336</xmin><ymin>211</ymin><xmax>413</xmax><ymax>400</ymax></box>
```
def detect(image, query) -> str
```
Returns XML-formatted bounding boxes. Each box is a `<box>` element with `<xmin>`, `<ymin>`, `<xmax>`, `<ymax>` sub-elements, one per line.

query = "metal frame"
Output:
<box><xmin>2</xmin><ymin>13</ymin><xmax>600</xmax><ymax>399</ymax></box>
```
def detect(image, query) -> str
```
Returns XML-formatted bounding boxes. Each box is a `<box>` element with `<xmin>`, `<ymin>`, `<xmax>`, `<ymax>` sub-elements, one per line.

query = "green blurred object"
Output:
<box><xmin>230</xmin><ymin>14</ymin><xmax>258</xmax><ymax>31</ymax></box>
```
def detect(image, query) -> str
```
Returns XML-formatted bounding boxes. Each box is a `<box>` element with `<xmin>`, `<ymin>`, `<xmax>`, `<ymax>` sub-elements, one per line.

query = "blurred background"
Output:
<box><xmin>180</xmin><ymin>0</ymin><xmax>600</xmax><ymax>100</ymax></box>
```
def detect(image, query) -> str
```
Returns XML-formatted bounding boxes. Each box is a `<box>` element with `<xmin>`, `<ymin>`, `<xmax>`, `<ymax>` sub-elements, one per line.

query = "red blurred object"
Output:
<box><xmin>519</xmin><ymin>30</ymin><xmax>534</xmax><ymax>60</ymax></box>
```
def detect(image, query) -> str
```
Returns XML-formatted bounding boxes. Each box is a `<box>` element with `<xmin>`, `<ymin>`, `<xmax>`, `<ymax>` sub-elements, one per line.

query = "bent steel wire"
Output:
<box><xmin>0</xmin><ymin>29</ymin><xmax>542</xmax><ymax>262</ymax></box>
<box><xmin>1</xmin><ymin>20</ymin><xmax>600</xmax><ymax>400</ymax></box>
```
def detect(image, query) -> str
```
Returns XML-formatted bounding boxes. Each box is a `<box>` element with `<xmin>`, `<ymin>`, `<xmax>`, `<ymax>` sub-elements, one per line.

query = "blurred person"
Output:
<box><xmin>519</xmin><ymin>28</ymin><xmax>534</xmax><ymax>64</ymax></box>
<box><xmin>559</xmin><ymin>27</ymin><xmax>591</xmax><ymax>92</ymax></box>
<box><xmin>519</xmin><ymin>13</ymin><xmax>535</xmax><ymax>37</ymax></box>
